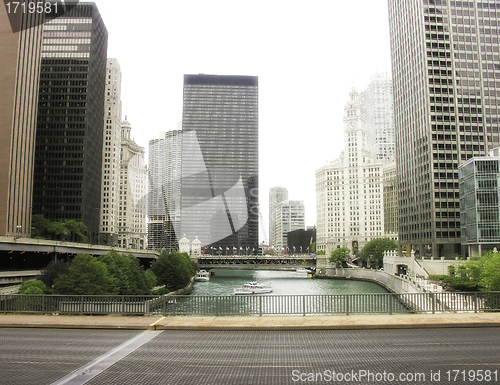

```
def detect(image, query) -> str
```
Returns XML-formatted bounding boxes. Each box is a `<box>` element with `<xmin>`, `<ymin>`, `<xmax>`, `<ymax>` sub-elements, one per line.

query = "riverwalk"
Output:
<box><xmin>1</xmin><ymin>312</ymin><xmax>499</xmax><ymax>331</ymax></box>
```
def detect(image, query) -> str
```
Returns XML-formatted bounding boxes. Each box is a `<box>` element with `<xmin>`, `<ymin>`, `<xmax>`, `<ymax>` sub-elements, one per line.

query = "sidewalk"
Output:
<box><xmin>0</xmin><ymin>312</ymin><xmax>499</xmax><ymax>331</ymax></box>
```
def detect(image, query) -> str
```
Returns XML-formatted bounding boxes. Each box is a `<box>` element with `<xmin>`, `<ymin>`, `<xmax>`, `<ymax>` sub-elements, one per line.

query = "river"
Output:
<box><xmin>191</xmin><ymin>269</ymin><xmax>391</xmax><ymax>296</ymax></box>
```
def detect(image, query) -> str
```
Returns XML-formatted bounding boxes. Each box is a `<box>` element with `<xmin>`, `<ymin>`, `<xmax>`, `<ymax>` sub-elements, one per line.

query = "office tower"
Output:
<box><xmin>181</xmin><ymin>74</ymin><xmax>259</xmax><ymax>253</ymax></box>
<box><xmin>383</xmin><ymin>161</ymin><xmax>398</xmax><ymax>235</ymax></box>
<box><xmin>269</xmin><ymin>187</ymin><xmax>289</xmax><ymax>247</ymax></box>
<box><xmin>32</xmin><ymin>3</ymin><xmax>108</xmax><ymax>239</ymax></box>
<box><xmin>459</xmin><ymin>155</ymin><xmax>500</xmax><ymax>256</ymax></box>
<box><xmin>359</xmin><ymin>73</ymin><xmax>395</xmax><ymax>164</ymax></box>
<box><xmin>117</xmin><ymin>119</ymin><xmax>147</xmax><ymax>249</ymax></box>
<box><xmin>316</xmin><ymin>89</ymin><xmax>384</xmax><ymax>254</ymax></box>
<box><xmin>388</xmin><ymin>1</ymin><xmax>500</xmax><ymax>258</ymax></box>
<box><xmin>100</xmin><ymin>58</ymin><xmax>122</xmax><ymax>245</ymax></box>
<box><xmin>0</xmin><ymin>7</ymin><xmax>44</xmax><ymax>237</ymax></box>
<box><xmin>148</xmin><ymin>130</ymin><xmax>182</xmax><ymax>251</ymax></box>
<box><xmin>274</xmin><ymin>200</ymin><xmax>305</xmax><ymax>251</ymax></box>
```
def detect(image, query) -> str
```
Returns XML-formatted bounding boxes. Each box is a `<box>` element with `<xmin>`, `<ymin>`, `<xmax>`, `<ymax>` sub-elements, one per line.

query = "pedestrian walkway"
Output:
<box><xmin>0</xmin><ymin>312</ymin><xmax>499</xmax><ymax>331</ymax></box>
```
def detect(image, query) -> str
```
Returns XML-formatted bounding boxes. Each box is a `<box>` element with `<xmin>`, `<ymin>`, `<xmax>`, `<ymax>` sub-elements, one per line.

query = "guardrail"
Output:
<box><xmin>1</xmin><ymin>292</ymin><xmax>499</xmax><ymax>316</ymax></box>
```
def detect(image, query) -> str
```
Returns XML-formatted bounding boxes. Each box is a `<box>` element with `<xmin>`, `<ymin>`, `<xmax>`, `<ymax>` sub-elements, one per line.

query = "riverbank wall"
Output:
<box><xmin>317</xmin><ymin>267</ymin><xmax>421</xmax><ymax>294</ymax></box>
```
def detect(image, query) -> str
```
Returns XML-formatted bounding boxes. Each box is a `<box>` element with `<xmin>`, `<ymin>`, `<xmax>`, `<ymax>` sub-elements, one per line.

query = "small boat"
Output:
<box><xmin>234</xmin><ymin>281</ymin><xmax>273</xmax><ymax>295</ymax></box>
<box><xmin>295</xmin><ymin>268</ymin><xmax>308</xmax><ymax>273</ymax></box>
<box><xmin>195</xmin><ymin>269</ymin><xmax>210</xmax><ymax>282</ymax></box>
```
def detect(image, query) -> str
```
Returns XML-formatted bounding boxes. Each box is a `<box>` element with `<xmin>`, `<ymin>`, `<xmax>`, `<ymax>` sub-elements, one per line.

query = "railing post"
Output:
<box><xmin>389</xmin><ymin>293</ymin><xmax>392</xmax><ymax>315</ymax></box>
<box><xmin>303</xmin><ymin>295</ymin><xmax>306</xmax><ymax>316</ymax></box>
<box><xmin>432</xmin><ymin>293</ymin><xmax>435</xmax><ymax>314</ymax></box>
<box><xmin>345</xmin><ymin>295</ymin><xmax>349</xmax><ymax>316</ymax></box>
<box><xmin>215</xmin><ymin>296</ymin><xmax>219</xmax><ymax>317</ymax></box>
<box><xmin>80</xmin><ymin>296</ymin><xmax>84</xmax><ymax>316</ymax></box>
<box><xmin>474</xmin><ymin>292</ymin><xmax>478</xmax><ymax>313</ymax></box>
<box><xmin>259</xmin><ymin>295</ymin><xmax>262</xmax><ymax>316</ymax></box>
<box><xmin>121</xmin><ymin>296</ymin><xmax>125</xmax><ymax>314</ymax></box>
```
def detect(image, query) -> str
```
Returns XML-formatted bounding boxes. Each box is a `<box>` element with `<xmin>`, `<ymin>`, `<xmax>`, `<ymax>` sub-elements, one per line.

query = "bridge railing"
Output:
<box><xmin>1</xmin><ymin>292</ymin><xmax>499</xmax><ymax>316</ymax></box>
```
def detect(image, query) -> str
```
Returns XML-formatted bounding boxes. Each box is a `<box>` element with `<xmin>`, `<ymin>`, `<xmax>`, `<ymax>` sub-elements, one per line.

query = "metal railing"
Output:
<box><xmin>1</xmin><ymin>292</ymin><xmax>499</xmax><ymax>316</ymax></box>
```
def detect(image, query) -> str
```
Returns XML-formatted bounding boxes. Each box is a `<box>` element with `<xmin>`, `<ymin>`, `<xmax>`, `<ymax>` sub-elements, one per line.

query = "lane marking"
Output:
<box><xmin>149</xmin><ymin>316</ymin><xmax>165</xmax><ymax>327</ymax></box>
<box><xmin>51</xmin><ymin>330</ymin><xmax>163</xmax><ymax>385</ymax></box>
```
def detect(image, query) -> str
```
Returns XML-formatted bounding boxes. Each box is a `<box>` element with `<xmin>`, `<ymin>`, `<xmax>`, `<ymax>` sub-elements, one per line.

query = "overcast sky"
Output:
<box><xmin>96</xmin><ymin>0</ymin><xmax>392</xmax><ymax>242</ymax></box>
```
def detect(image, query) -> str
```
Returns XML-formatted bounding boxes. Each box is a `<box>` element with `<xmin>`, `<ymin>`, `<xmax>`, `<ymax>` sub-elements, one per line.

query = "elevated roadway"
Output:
<box><xmin>195</xmin><ymin>255</ymin><xmax>316</xmax><ymax>271</ymax></box>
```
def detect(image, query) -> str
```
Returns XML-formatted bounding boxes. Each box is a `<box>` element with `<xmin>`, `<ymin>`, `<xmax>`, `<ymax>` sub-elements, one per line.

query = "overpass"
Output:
<box><xmin>195</xmin><ymin>255</ymin><xmax>316</xmax><ymax>271</ymax></box>
<box><xmin>0</xmin><ymin>236</ymin><xmax>159</xmax><ymax>260</ymax></box>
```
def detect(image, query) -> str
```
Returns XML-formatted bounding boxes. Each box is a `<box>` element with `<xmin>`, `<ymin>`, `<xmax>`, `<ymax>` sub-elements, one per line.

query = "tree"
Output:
<box><xmin>329</xmin><ymin>247</ymin><xmax>350</xmax><ymax>267</ymax></box>
<box><xmin>53</xmin><ymin>253</ymin><xmax>118</xmax><ymax>295</ymax></box>
<box><xmin>65</xmin><ymin>219</ymin><xmax>87</xmax><ymax>242</ymax></box>
<box><xmin>359</xmin><ymin>238</ymin><xmax>398</xmax><ymax>269</ymax></box>
<box><xmin>446</xmin><ymin>250</ymin><xmax>500</xmax><ymax>291</ymax></box>
<box><xmin>39</xmin><ymin>260</ymin><xmax>70</xmax><ymax>289</ymax></box>
<box><xmin>97</xmin><ymin>250</ymin><xmax>155</xmax><ymax>295</ymax></box>
<box><xmin>152</xmin><ymin>251</ymin><xmax>195</xmax><ymax>290</ymax></box>
<box><xmin>18</xmin><ymin>280</ymin><xmax>50</xmax><ymax>294</ymax></box>
<box><xmin>31</xmin><ymin>214</ymin><xmax>51</xmax><ymax>239</ymax></box>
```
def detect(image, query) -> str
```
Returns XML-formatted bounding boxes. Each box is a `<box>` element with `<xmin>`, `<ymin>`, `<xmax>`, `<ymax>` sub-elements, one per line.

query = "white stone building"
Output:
<box><xmin>269</xmin><ymin>187</ymin><xmax>288</xmax><ymax>248</ymax></box>
<box><xmin>316</xmin><ymin>89</ymin><xmax>386</xmax><ymax>255</ymax></box>
<box><xmin>100</xmin><ymin>59</ymin><xmax>122</xmax><ymax>245</ymax></box>
<box><xmin>274</xmin><ymin>200</ymin><xmax>305</xmax><ymax>252</ymax></box>
<box><xmin>117</xmin><ymin>119</ymin><xmax>147</xmax><ymax>249</ymax></box>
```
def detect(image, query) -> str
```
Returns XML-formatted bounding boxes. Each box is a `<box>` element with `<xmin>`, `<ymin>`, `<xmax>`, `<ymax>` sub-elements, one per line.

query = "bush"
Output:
<box><xmin>152</xmin><ymin>251</ymin><xmax>196</xmax><ymax>290</ymax></box>
<box><xmin>18</xmin><ymin>280</ymin><xmax>50</xmax><ymax>294</ymax></box>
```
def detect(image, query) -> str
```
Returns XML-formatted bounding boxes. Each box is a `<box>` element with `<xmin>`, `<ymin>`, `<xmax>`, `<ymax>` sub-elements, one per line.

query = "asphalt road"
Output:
<box><xmin>1</xmin><ymin>328</ymin><xmax>499</xmax><ymax>385</ymax></box>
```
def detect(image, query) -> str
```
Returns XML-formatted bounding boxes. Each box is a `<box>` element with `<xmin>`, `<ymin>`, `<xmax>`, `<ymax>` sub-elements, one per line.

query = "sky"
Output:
<box><xmin>95</xmin><ymin>0</ymin><xmax>393</xmax><ymax>242</ymax></box>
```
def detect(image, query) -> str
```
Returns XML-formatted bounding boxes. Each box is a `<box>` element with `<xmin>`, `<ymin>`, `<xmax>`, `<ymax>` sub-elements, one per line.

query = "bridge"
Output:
<box><xmin>195</xmin><ymin>255</ymin><xmax>316</xmax><ymax>271</ymax></box>
<box><xmin>0</xmin><ymin>236</ymin><xmax>159</xmax><ymax>260</ymax></box>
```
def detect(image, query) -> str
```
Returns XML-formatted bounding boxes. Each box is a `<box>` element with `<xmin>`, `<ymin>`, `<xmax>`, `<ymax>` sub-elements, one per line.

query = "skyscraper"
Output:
<box><xmin>117</xmin><ymin>119</ymin><xmax>147</xmax><ymax>249</ymax></box>
<box><xmin>32</xmin><ymin>3</ymin><xmax>108</xmax><ymax>239</ymax></box>
<box><xmin>269</xmin><ymin>187</ymin><xmax>289</xmax><ymax>247</ymax></box>
<box><xmin>181</xmin><ymin>74</ymin><xmax>258</xmax><ymax>253</ymax></box>
<box><xmin>274</xmin><ymin>200</ymin><xmax>305</xmax><ymax>251</ymax></box>
<box><xmin>0</xmin><ymin>6</ymin><xmax>44</xmax><ymax>237</ymax></box>
<box><xmin>359</xmin><ymin>72</ymin><xmax>395</xmax><ymax>164</ymax></box>
<box><xmin>100</xmin><ymin>58</ymin><xmax>122</xmax><ymax>245</ymax></box>
<box><xmin>148</xmin><ymin>130</ymin><xmax>182</xmax><ymax>251</ymax></box>
<box><xmin>388</xmin><ymin>0</ymin><xmax>500</xmax><ymax>258</ymax></box>
<box><xmin>316</xmin><ymin>89</ymin><xmax>385</xmax><ymax>254</ymax></box>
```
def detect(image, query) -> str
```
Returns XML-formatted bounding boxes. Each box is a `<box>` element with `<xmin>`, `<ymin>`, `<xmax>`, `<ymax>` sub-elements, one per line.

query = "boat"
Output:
<box><xmin>195</xmin><ymin>269</ymin><xmax>210</xmax><ymax>282</ymax></box>
<box><xmin>234</xmin><ymin>281</ymin><xmax>273</xmax><ymax>295</ymax></box>
<box><xmin>295</xmin><ymin>268</ymin><xmax>309</xmax><ymax>273</ymax></box>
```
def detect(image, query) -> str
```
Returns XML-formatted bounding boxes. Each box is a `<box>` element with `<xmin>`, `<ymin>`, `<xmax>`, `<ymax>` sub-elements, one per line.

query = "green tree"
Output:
<box><xmin>447</xmin><ymin>250</ymin><xmax>500</xmax><ymax>291</ymax></box>
<box><xmin>329</xmin><ymin>247</ymin><xmax>350</xmax><ymax>267</ymax></box>
<box><xmin>31</xmin><ymin>214</ymin><xmax>51</xmax><ymax>239</ymax></box>
<box><xmin>65</xmin><ymin>219</ymin><xmax>88</xmax><ymax>242</ymax></box>
<box><xmin>19</xmin><ymin>280</ymin><xmax>50</xmax><ymax>294</ymax></box>
<box><xmin>98</xmin><ymin>250</ymin><xmax>155</xmax><ymax>295</ymax></box>
<box><xmin>53</xmin><ymin>253</ymin><xmax>118</xmax><ymax>295</ymax></box>
<box><xmin>151</xmin><ymin>251</ymin><xmax>195</xmax><ymax>290</ymax></box>
<box><xmin>39</xmin><ymin>260</ymin><xmax>70</xmax><ymax>289</ymax></box>
<box><xmin>359</xmin><ymin>238</ymin><xmax>398</xmax><ymax>269</ymax></box>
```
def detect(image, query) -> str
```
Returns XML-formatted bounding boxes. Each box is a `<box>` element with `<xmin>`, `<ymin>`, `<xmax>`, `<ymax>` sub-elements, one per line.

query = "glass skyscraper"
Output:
<box><xmin>32</xmin><ymin>3</ymin><xmax>108</xmax><ymax>237</ymax></box>
<box><xmin>181</xmin><ymin>74</ymin><xmax>258</xmax><ymax>253</ymax></box>
<box><xmin>388</xmin><ymin>0</ymin><xmax>500</xmax><ymax>258</ymax></box>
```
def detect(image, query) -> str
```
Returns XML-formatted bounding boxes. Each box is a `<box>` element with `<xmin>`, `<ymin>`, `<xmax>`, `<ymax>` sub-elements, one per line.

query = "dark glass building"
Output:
<box><xmin>32</xmin><ymin>3</ymin><xmax>108</xmax><ymax>237</ymax></box>
<box><xmin>181</xmin><ymin>74</ymin><xmax>258</xmax><ymax>253</ymax></box>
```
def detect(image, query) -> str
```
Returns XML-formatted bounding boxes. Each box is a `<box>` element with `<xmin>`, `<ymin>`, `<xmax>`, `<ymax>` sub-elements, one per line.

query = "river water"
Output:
<box><xmin>191</xmin><ymin>269</ymin><xmax>391</xmax><ymax>296</ymax></box>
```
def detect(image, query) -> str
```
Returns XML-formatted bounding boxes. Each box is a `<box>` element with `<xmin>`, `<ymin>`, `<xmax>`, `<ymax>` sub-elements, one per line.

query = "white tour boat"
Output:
<box><xmin>234</xmin><ymin>281</ymin><xmax>273</xmax><ymax>295</ymax></box>
<box><xmin>195</xmin><ymin>269</ymin><xmax>210</xmax><ymax>282</ymax></box>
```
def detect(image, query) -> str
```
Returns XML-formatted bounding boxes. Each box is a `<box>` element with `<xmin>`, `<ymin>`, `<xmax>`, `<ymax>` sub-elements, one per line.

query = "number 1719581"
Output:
<box><xmin>6</xmin><ymin>2</ymin><xmax>58</xmax><ymax>14</ymax></box>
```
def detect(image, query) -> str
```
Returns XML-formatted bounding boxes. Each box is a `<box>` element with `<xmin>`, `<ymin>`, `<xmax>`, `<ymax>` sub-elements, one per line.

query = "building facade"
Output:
<box><xmin>388</xmin><ymin>0</ymin><xmax>500</xmax><ymax>258</ymax></box>
<box><xmin>100</xmin><ymin>58</ymin><xmax>122</xmax><ymax>246</ymax></box>
<box><xmin>359</xmin><ymin>72</ymin><xmax>395</xmax><ymax>165</ymax></box>
<box><xmin>269</xmin><ymin>186</ymin><xmax>288</xmax><ymax>247</ymax></box>
<box><xmin>316</xmin><ymin>89</ymin><xmax>385</xmax><ymax>254</ymax></box>
<box><xmin>117</xmin><ymin>119</ymin><xmax>147</xmax><ymax>249</ymax></box>
<box><xmin>459</xmin><ymin>156</ymin><xmax>500</xmax><ymax>256</ymax></box>
<box><xmin>383</xmin><ymin>161</ymin><xmax>398</xmax><ymax>235</ymax></box>
<box><xmin>147</xmin><ymin>130</ymin><xmax>182</xmax><ymax>251</ymax></box>
<box><xmin>274</xmin><ymin>200</ymin><xmax>305</xmax><ymax>252</ymax></box>
<box><xmin>0</xmin><ymin>6</ymin><xmax>44</xmax><ymax>237</ymax></box>
<box><xmin>181</xmin><ymin>74</ymin><xmax>259</xmax><ymax>253</ymax></box>
<box><xmin>32</xmin><ymin>3</ymin><xmax>108</xmax><ymax>239</ymax></box>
